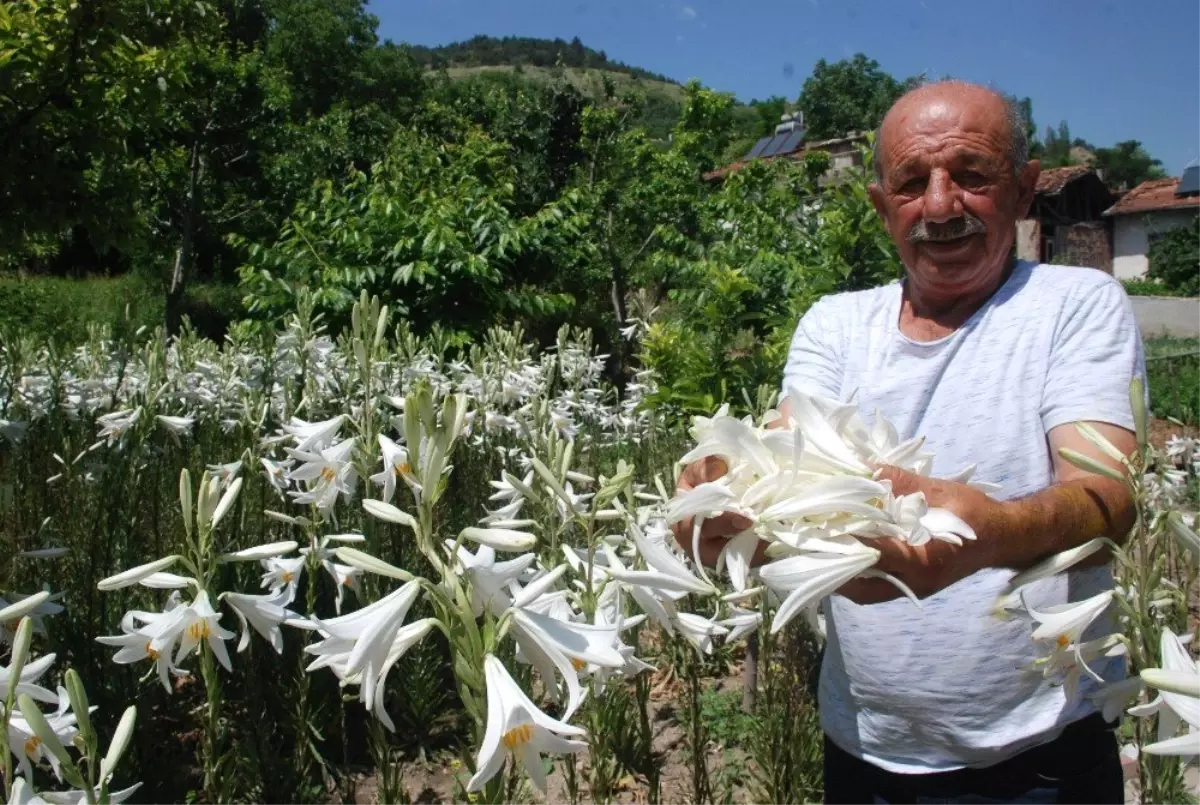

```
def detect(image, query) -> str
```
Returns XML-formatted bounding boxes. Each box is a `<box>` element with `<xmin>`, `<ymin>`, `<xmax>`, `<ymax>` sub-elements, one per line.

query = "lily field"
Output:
<box><xmin>0</xmin><ymin>295</ymin><xmax>1196</xmax><ymax>805</ymax></box>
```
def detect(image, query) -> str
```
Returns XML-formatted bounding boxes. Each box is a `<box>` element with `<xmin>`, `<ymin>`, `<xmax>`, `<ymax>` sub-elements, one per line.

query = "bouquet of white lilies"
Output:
<box><xmin>659</xmin><ymin>390</ymin><xmax>985</xmax><ymax>635</ymax></box>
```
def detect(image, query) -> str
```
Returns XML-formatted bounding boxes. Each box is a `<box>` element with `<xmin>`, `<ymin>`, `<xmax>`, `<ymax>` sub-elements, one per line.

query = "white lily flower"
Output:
<box><xmin>508</xmin><ymin>606</ymin><xmax>624</xmax><ymax>719</ymax></box>
<box><xmin>287</xmin><ymin>438</ymin><xmax>358</xmax><ymax>511</ymax></box>
<box><xmin>40</xmin><ymin>783</ymin><xmax>142</xmax><ymax>805</ymax></box>
<box><xmin>222</xmin><ymin>589</ymin><xmax>297</xmax><ymax>653</ymax></box>
<box><xmin>6</xmin><ymin>687</ymin><xmax>82</xmax><ymax>781</ymax></box>
<box><xmin>7</xmin><ymin>778</ymin><xmax>46</xmax><ymax>805</ymax></box>
<box><xmin>96</xmin><ymin>601</ymin><xmax>190</xmax><ymax>692</ymax></box>
<box><xmin>674</xmin><ymin>612</ymin><xmax>729</xmax><ymax>654</ymax></box>
<box><xmin>155</xmin><ymin>591</ymin><xmax>236</xmax><ymax>674</ymax></box>
<box><xmin>467</xmin><ymin>655</ymin><xmax>587</xmax><ymax>793</ymax></box>
<box><xmin>759</xmin><ymin>550</ymin><xmax>881</xmax><ymax>634</ymax></box>
<box><xmin>260</xmin><ymin>457</ymin><xmax>293</xmax><ymax>496</ymax></box>
<box><xmin>717</xmin><ymin>606</ymin><xmax>762</xmax><ymax>644</ymax></box>
<box><xmin>95</xmin><ymin>407</ymin><xmax>142</xmax><ymax>446</ymax></box>
<box><xmin>261</xmin><ymin>555</ymin><xmax>306</xmax><ymax>604</ymax></box>
<box><xmin>0</xmin><ymin>652</ymin><xmax>58</xmax><ymax>705</ymax></box>
<box><xmin>369</xmin><ymin>434</ymin><xmax>419</xmax><ymax>503</ymax></box>
<box><xmin>206</xmin><ymin>460</ymin><xmax>243</xmax><ymax>489</ymax></box>
<box><xmin>445</xmin><ymin>542</ymin><xmax>535</xmax><ymax>617</ymax></box>
<box><xmin>283</xmin><ymin>415</ymin><xmax>346</xmax><ymax>452</ymax></box>
<box><xmin>1024</xmin><ymin>590</ymin><xmax>1114</xmax><ymax>654</ymax></box>
<box><xmin>155</xmin><ymin>415</ymin><xmax>194</xmax><ymax>439</ymax></box>
<box><xmin>306</xmin><ymin>581</ymin><xmax>425</xmax><ymax>727</ymax></box>
<box><xmin>1131</xmin><ymin>627</ymin><xmax>1200</xmax><ymax>756</ymax></box>
<box><xmin>0</xmin><ymin>419</ymin><xmax>28</xmax><ymax>445</ymax></box>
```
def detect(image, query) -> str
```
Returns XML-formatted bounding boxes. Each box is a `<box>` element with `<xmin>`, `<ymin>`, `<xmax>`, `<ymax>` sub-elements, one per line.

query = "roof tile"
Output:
<box><xmin>1103</xmin><ymin>177</ymin><xmax>1200</xmax><ymax>216</ymax></box>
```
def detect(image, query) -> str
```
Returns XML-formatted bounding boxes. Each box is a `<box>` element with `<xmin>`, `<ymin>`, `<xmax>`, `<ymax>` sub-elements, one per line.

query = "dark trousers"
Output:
<box><xmin>823</xmin><ymin>714</ymin><xmax>1125</xmax><ymax>804</ymax></box>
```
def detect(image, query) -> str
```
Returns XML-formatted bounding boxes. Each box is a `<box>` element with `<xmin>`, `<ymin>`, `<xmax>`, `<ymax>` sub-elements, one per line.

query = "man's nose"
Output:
<box><xmin>922</xmin><ymin>170</ymin><xmax>963</xmax><ymax>223</ymax></box>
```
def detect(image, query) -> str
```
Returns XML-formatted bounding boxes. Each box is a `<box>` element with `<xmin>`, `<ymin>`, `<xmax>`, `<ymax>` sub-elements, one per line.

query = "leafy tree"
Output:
<box><xmin>1039</xmin><ymin>120</ymin><xmax>1077</xmax><ymax>168</ymax></box>
<box><xmin>797</xmin><ymin>54</ymin><xmax>914</xmax><ymax>140</ymax></box>
<box><xmin>1148</xmin><ymin>215</ymin><xmax>1199</xmax><ymax>296</ymax></box>
<box><xmin>0</xmin><ymin>0</ymin><xmax>178</xmax><ymax>271</ymax></box>
<box><xmin>236</xmin><ymin>125</ymin><xmax>577</xmax><ymax>335</ymax></box>
<box><xmin>1093</xmin><ymin>140</ymin><xmax>1165</xmax><ymax>190</ymax></box>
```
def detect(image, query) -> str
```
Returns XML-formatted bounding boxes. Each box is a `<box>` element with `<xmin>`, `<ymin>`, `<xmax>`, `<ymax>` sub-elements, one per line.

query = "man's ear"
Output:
<box><xmin>1015</xmin><ymin>159</ymin><xmax>1040</xmax><ymax>218</ymax></box>
<box><xmin>868</xmin><ymin>180</ymin><xmax>888</xmax><ymax>221</ymax></box>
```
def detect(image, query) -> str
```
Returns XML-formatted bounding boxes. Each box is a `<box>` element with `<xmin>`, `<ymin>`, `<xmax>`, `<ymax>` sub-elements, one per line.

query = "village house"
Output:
<box><xmin>1015</xmin><ymin>166</ymin><xmax>1117</xmax><ymax>271</ymax></box>
<box><xmin>1103</xmin><ymin>165</ymin><xmax>1200</xmax><ymax>280</ymax></box>
<box><xmin>703</xmin><ymin>113</ymin><xmax>869</xmax><ymax>183</ymax></box>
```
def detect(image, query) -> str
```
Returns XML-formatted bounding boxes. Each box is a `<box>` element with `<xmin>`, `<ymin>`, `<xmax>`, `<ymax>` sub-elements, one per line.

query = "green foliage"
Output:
<box><xmin>406</xmin><ymin>34</ymin><xmax>675</xmax><ymax>84</ymax></box>
<box><xmin>699</xmin><ymin>688</ymin><xmax>759</xmax><ymax>748</ymax></box>
<box><xmin>1122</xmin><ymin>279</ymin><xmax>1194</xmax><ymax>298</ymax></box>
<box><xmin>236</xmin><ymin>126</ymin><xmax>577</xmax><ymax>334</ymax></box>
<box><xmin>1093</xmin><ymin>140</ymin><xmax>1166</xmax><ymax>191</ymax></box>
<box><xmin>1147</xmin><ymin>216</ymin><xmax>1199</xmax><ymax>296</ymax></box>
<box><xmin>0</xmin><ymin>275</ymin><xmax>159</xmax><ymax>344</ymax></box>
<box><xmin>1038</xmin><ymin>121</ymin><xmax>1077</xmax><ymax>168</ymax></box>
<box><xmin>0</xmin><ymin>275</ymin><xmax>242</xmax><ymax>345</ymax></box>
<box><xmin>641</xmin><ymin>140</ymin><xmax>900</xmax><ymax>415</ymax></box>
<box><xmin>797</xmin><ymin>54</ymin><xmax>916</xmax><ymax>140</ymax></box>
<box><xmin>1145</xmin><ymin>336</ymin><xmax>1200</xmax><ymax>425</ymax></box>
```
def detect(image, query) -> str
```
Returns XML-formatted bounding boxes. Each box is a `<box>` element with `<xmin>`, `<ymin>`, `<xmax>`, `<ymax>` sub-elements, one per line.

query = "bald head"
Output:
<box><xmin>872</xmin><ymin>81</ymin><xmax>1029</xmax><ymax>181</ymax></box>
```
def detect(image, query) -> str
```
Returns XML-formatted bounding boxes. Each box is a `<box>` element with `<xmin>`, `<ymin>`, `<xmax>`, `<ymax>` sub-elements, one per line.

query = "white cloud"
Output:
<box><xmin>678</xmin><ymin>5</ymin><xmax>697</xmax><ymax>21</ymax></box>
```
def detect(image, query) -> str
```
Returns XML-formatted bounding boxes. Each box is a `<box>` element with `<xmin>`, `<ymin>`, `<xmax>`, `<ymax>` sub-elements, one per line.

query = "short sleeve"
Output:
<box><xmin>1041</xmin><ymin>279</ymin><xmax>1146</xmax><ymax>433</ymax></box>
<box><xmin>781</xmin><ymin>297</ymin><xmax>845</xmax><ymax>401</ymax></box>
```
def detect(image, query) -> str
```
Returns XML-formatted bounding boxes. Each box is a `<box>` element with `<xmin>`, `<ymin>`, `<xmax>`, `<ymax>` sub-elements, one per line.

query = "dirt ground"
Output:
<box><xmin>341</xmin><ymin>664</ymin><xmax>752</xmax><ymax>805</ymax></box>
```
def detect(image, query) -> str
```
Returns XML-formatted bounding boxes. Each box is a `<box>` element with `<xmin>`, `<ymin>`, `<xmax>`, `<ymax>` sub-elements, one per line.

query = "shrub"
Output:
<box><xmin>1122</xmin><ymin>279</ymin><xmax>1192</xmax><ymax>298</ymax></box>
<box><xmin>0</xmin><ymin>275</ymin><xmax>244</xmax><ymax>345</ymax></box>
<box><xmin>1147</xmin><ymin>216</ymin><xmax>1200</xmax><ymax>296</ymax></box>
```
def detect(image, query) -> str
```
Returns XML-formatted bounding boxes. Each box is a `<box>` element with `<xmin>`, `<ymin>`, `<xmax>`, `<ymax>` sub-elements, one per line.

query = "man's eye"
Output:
<box><xmin>897</xmin><ymin>177</ymin><xmax>927</xmax><ymax>193</ymax></box>
<box><xmin>957</xmin><ymin>171</ymin><xmax>987</xmax><ymax>187</ymax></box>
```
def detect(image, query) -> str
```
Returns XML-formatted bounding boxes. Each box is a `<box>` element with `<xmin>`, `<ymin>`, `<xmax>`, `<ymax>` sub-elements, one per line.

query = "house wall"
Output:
<box><xmin>1056</xmin><ymin>222</ymin><xmax>1112</xmax><ymax>272</ymax></box>
<box><xmin>1112</xmin><ymin>209</ymin><xmax>1196</xmax><ymax>280</ymax></box>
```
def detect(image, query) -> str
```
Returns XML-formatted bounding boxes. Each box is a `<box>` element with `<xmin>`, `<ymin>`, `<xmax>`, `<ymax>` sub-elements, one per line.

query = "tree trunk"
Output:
<box><xmin>165</xmin><ymin>139</ymin><xmax>203</xmax><ymax>336</ymax></box>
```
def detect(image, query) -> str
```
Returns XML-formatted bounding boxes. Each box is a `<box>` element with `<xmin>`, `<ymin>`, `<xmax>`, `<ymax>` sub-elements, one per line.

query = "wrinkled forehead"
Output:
<box><xmin>879</xmin><ymin>89</ymin><xmax>1011</xmax><ymax>172</ymax></box>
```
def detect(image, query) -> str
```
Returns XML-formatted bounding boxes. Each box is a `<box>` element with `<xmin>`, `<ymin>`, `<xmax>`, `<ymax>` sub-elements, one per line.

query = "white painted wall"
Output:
<box><xmin>1130</xmin><ymin>295</ymin><xmax>1200</xmax><ymax>338</ymax></box>
<box><xmin>1112</xmin><ymin>209</ymin><xmax>1196</xmax><ymax>280</ymax></box>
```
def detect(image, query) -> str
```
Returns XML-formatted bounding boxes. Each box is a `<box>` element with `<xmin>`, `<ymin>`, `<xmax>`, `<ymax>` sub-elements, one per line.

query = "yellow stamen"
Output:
<box><xmin>24</xmin><ymin>736</ymin><xmax>40</xmax><ymax>756</ymax></box>
<box><xmin>393</xmin><ymin>462</ymin><xmax>410</xmax><ymax>477</ymax></box>
<box><xmin>570</xmin><ymin>657</ymin><xmax>587</xmax><ymax>672</ymax></box>
<box><xmin>1056</xmin><ymin>634</ymin><xmax>1070</xmax><ymax>649</ymax></box>
<box><xmin>145</xmin><ymin>642</ymin><xmax>160</xmax><ymax>661</ymax></box>
<box><xmin>281</xmin><ymin>571</ymin><xmax>295</xmax><ymax>584</ymax></box>
<box><xmin>502</xmin><ymin>723</ymin><xmax>534</xmax><ymax>750</ymax></box>
<box><xmin>320</xmin><ymin>467</ymin><xmax>336</xmax><ymax>482</ymax></box>
<box><xmin>187</xmin><ymin>621</ymin><xmax>211</xmax><ymax>642</ymax></box>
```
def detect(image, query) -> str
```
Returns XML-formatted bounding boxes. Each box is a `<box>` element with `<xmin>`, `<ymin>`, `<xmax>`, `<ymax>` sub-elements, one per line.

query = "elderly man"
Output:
<box><xmin>676</xmin><ymin>81</ymin><xmax>1141</xmax><ymax>803</ymax></box>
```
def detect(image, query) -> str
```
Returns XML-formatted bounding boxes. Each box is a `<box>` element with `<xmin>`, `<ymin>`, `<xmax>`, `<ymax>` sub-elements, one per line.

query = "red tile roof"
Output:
<box><xmin>1035</xmin><ymin>165</ymin><xmax>1092</xmax><ymax>194</ymax></box>
<box><xmin>1103</xmin><ymin>177</ymin><xmax>1200</xmax><ymax>216</ymax></box>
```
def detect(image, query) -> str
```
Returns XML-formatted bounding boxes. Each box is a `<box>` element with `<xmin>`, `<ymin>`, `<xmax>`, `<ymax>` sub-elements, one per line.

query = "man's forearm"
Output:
<box><xmin>986</xmin><ymin>478</ymin><xmax>1135</xmax><ymax>570</ymax></box>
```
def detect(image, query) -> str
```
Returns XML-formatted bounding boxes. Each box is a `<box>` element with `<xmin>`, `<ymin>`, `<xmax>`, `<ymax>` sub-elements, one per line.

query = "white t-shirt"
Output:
<box><xmin>781</xmin><ymin>260</ymin><xmax>1144</xmax><ymax>774</ymax></box>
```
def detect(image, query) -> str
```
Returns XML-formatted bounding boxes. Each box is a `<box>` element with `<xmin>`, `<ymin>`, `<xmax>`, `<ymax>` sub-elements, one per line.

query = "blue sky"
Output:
<box><xmin>372</xmin><ymin>0</ymin><xmax>1200</xmax><ymax>174</ymax></box>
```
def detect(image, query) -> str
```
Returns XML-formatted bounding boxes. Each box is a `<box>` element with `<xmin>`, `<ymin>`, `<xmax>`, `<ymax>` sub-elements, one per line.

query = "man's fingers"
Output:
<box><xmin>700</xmin><ymin>511</ymin><xmax>753</xmax><ymax>539</ymax></box>
<box><xmin>679</xmin><ymin>456</ymin><xmax>730</xmax><ymax>492</ymax></box>
<box><xmin>874</xmin><ymin>464</ymin><xmax>923</xmax><ymax>496</ymax></box>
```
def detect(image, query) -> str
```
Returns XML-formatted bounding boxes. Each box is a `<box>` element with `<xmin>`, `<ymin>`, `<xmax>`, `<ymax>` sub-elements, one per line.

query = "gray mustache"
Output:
<box><xmin>907</xmin><ymin>213</ymin><xmax>987</xmax><ymax>243</ymax></box>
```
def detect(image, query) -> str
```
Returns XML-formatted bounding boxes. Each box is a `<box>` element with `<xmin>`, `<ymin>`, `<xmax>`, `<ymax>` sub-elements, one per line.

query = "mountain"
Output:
<box><xmin>405</xmin><ymin>35</ymin><xmax>677</xmax><ymax>84</ymax></box>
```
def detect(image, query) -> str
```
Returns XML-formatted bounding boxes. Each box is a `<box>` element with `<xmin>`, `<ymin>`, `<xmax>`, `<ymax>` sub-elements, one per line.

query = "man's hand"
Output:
<box><xmin>670</xmin><ymin>456</ymin><xmax>760</xmax><ymax>568</ymax></box>
<box><xmin>837</xmin><ymin>467</ymin><xmax>1009</xmax><ymax>604</ymax></box>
